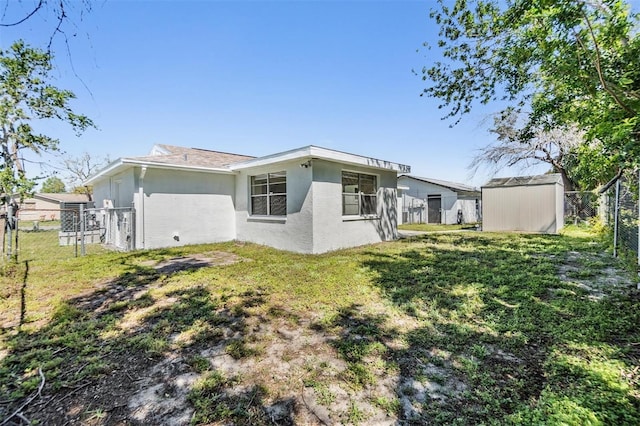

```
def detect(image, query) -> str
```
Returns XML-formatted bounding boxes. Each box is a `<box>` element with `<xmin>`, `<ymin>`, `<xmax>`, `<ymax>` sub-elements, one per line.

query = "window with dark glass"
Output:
<box><xmin>251</xmin><ymin>172</ymin><xmax>286</xmax><ymax>216</ymax></box>
<box><xmin>342</xmin><ymin>171</ymin><xmax>378</xmax><ymax>216</ymax></box>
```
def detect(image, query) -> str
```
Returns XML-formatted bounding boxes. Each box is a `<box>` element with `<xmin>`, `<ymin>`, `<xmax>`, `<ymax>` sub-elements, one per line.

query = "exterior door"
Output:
<box><xmin>428</xmin><ymin>196</ymin><xmax>441</xmax><ymax>224</ymax></box>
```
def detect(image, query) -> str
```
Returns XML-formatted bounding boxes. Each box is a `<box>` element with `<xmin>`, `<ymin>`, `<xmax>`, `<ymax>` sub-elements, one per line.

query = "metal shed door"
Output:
<box><xmin>428</xmin><ymin>196</ymin><xmax>441</xmax><ymax>224</ymax></box>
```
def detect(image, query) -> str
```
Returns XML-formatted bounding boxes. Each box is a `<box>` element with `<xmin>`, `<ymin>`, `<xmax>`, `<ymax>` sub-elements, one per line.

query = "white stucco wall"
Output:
<box><xmin>311</xmin><ymin>160</ymin><xmax>398</xmax><ymax>254</ymax></box>
<box><xmin>91</xmin><ymin>157</ymin><xmax>401</xmax><ymax>254</ymax></box>
<box><xmin>91</xmin><ymin>168</ymin><xmax>136</xmax><ymax>209</ymax></box>
<box><xmin>138</xmin><ymin>168</ymin><xmax>237</xmax><ymax>249</ymax></box>
<box><xmin>235</xmin><ymin>159</ymin><xmax>398</xmax><ymax>254</ymax></box>
<box><xmin>454</xmin><ymin>197</ymin><xmax>481</xmax><ymax>225</ymax></box>
<box><xmin>235</xmin><ymin>160</ymin><xmax>314</xmax><ymax>253</ymax></box>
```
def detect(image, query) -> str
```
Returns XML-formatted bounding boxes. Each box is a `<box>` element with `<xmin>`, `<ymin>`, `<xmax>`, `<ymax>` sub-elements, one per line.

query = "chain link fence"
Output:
<box><xmin>565</xmin><ymin>176</ymin><xmax>639</xmax><ymax>268</ymax></box>
<box><xmin>84</xmin><ymin>207</ymin><xmax>135</xmax><ymax>252</ymax></box>
<box><xmin>1</xmin><ymin>205</ymin><xmax>135</xmax><ymax>261</ymax></box>
<box><xmin>602</xmin><ymin>173</ymin><xmax>639</xmax><ymax>263</ymax></box>
<box><xmin>564</xmin><ymin>191</ymin><xmax>599</xmax><ymax>224</ymax></box>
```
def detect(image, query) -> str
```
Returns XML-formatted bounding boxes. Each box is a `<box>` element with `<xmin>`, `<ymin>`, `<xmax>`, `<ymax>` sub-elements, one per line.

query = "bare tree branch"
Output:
<box><xmin>0</xmin><ymin>0</ymin><xmax>43</xmax><ymax>27</ymax></box>
<box><xmin>470</xmin><ymin>111</ymin><xmax>585</xmax><ymax>190</ymax></box>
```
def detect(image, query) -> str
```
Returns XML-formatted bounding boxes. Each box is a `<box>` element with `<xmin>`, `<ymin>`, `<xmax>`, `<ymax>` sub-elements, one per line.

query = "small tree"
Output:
<box><xmin>0</xmin><ymin>40</ymin><xmax>93</xmax><ymax>257</ymax></box>
<box><xmin>41</xmin><ymin>176</ymin><xmax>66</xmax><ymax>193</ymax></box>
<box><xmin>0</xmin><ymin>40</ymin><xmax>93</xmax><ymax>203</ymax></box>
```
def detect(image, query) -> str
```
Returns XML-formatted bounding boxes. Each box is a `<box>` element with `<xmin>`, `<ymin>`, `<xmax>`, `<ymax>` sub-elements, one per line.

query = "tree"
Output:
<box><xmin>62</xmin><ymin>152</ymin><xmax>110</xmax><ymax>201</ymax></box>
<box><xmin>0</xmin><ymin>0</ymin><xmax>94</xmax><ymax>53</ymax></box>
<box><xmin>421</xmin><ymin>0</ymin><xmax>640</xmax><ymax>185</ymax></box>
<box><xmin>470</xmin><ymin>110</ymin><xmax>585</xmax><ymax>190</ymax></box>
<box><xmin>41</xmin><ymin>176</ymin><xmax>66</xmax><ymax>193</ymax></box>
<box><xmin>0</xmin><ymin>40</ymin><xmax>93</xmax><ymax>207</ymax></box>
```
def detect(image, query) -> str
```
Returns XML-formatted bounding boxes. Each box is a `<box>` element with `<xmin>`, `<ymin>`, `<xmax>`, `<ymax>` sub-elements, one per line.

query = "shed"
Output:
<box><xmin>482</xmin><ymin>174</ymin><xmax>564</xmax><ymax>233</ymax></box>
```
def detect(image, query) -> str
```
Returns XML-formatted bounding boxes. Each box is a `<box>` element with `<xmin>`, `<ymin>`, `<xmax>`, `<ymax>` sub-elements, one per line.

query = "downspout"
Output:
<box><xmin>139</xmin><ymin>166</ymin><xmax>147</xmax><ymax>249</ymax></box>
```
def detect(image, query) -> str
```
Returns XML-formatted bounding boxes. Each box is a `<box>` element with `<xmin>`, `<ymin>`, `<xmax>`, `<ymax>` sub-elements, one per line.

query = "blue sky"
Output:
<box><xmin>2</xmin><ymin>0</ymin><xmax>551</xmax><ymax>188</ymax></box>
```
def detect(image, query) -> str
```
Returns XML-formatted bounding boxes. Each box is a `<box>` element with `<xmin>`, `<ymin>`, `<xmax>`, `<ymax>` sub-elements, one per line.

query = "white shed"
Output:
<box><xmin>482</xmin><ymin>174</ymin><xmax>564</xmax><ymax>234</ymax></box>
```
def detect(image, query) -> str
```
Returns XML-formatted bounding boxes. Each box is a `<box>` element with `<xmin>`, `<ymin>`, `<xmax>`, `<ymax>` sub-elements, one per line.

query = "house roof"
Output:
<box><xmin>33</xmin><ymin>193</ymin><xmax>91</xmax><ymax>203</ymax></box>
<box><xmin>142</xmin><ymin>144</ymin><xmax>256</xmax><ymax>168</ymax></box>
<box><xmin>399</xmin><ymin>175</ymin><xmax>479</xmax><ymax>194</ymax></box>
<box><xmin>84</xmin><ymin>144</ymin><xmax>256</xmax><ymax>184</ymax></box>
<box><xmin>85</xmin><ymin>144</ymin><xmax>410</xmax><ymax>184</ymax></box>
<box><xmin>483</xmin><ymin>174</ymin><xmax>563</xmax><ymax>188</ymax></box>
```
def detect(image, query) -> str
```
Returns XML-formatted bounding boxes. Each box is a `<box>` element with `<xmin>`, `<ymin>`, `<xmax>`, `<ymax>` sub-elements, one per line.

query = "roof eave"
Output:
<box><xmin>83</xmin><ymin>158</ymin><xmax>236</xmax><ymax>185</ymax></box>
<box><xmin>230</xmin><ymin>145</ymin><xmax>411</xmax><ymax>173</ymax></box>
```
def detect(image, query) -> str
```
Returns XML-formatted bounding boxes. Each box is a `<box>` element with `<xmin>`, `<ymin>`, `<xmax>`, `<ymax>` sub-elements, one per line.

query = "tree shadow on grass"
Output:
<box><xmin>0</xmin><ymin>254</ymin><xmax>293</xmax><ymax>425</ymax></box>
<box><xmin>356</xmin><ymin>232</ymin><xmax>640</xmax><ymax>424</ymax></box>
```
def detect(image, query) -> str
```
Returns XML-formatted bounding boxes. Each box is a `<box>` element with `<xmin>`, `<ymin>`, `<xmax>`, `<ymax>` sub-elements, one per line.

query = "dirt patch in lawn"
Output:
<box><xmin>141</xmin><ymin>251</ymin><xmax>246</xmax><ymax>273</ymax></box>
<box><xmin>554</xmin><ymin>251</ymin><xmax>636</xmax><ymax>301</ymax></box>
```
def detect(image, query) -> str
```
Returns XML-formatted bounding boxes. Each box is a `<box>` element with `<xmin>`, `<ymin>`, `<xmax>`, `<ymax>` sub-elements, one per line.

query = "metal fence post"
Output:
<box><xmin>613</xmin><ymin>179</ymin><xmax>620</xmax><ymax>257</ymax></box>
<box><xmin>80</xmin><ymin>204</ymin><xmax>86</xmax><ymax>256</ymax></box>
<box><xmin>6</xmin><ymin>201</ymin><xmax>13</xmax><ymax>261</ymax></box>
<box><xmin>130</xmin><ymin>203</ymin><xmax>136</xmax><ymax>250</ymax></box>
<box><xmin>73</xmin><ymin>212</ymin><xmax>78</xmax><ymax>257</ymax></box>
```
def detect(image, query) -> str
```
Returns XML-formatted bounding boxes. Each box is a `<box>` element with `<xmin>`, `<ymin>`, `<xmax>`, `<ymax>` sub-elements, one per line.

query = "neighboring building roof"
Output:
<box><xmin>483</xmin><ymin>174</ymin><xmax>563</xmax><ymax>188</ymax></box>
<box><xmin>85</xmin><ymin>144</ymin><xmax>411</xmax><ymax>184</ymax></box>
<box><xmin>399</xmin><ymin>175</ymin><xmax>479</xmax><ymax>194</ymax></box>
<box><xmin>33</xmin><ymin>193</ymin><xmax>91</xmax><ymax>203</ymax></box>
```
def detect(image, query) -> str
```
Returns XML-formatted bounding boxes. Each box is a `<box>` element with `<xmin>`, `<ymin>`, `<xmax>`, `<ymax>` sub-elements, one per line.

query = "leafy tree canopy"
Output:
<box><xmin>40</xmin><ymin>176</ymin><xmax>65</xmax><ymax>193</ymax></box>
<box><xmin>0</xmin><ymin>40</ymin><xmax>93</xmax><ymax>203</ymax></box>
<box><xmin>421</xmin><ymin>0</ymin><xmax>640</xmax><ymax>186</ymax></box>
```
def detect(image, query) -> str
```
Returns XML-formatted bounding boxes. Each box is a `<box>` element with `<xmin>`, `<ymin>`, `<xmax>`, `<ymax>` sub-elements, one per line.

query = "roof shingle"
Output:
<box><xmin>126</xmin><ymin>144</ymin><xmax>255</xmax><ymax>169</ymax></box>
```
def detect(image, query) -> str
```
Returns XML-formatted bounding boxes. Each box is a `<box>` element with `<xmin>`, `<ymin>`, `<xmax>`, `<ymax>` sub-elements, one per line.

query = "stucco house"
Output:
<box><xmin>85</xmin><ymin>144</ymin><xmax>410</xmax><ymax>254</ymax></box>
<box><xmin>397</xmin><ymin>175</ymin><xmax>481</xmax><ymax>225</ymax></box>
<box><xmin>18</xmin><ymin>193</ymin><xmax>92</xmax><ymax>221</ymax></box>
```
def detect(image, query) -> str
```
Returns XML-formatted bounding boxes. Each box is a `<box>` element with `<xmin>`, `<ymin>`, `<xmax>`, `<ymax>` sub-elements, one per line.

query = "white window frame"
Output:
<box><xmin>342</xmin><ymin>170</ymin><xmax>378</xmax><ymax>217</ymax></box>
<box><xmin>250</xmin><ymin>171</ymin><xmax>287</xmax><ymax>216</ymax></box>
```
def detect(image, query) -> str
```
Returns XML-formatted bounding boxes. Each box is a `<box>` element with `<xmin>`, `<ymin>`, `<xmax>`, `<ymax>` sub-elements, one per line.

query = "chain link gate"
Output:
<box><xmin>82</xmin><ymin>207</ymin><xmax>135</xmax><ymax>253</ymax></box>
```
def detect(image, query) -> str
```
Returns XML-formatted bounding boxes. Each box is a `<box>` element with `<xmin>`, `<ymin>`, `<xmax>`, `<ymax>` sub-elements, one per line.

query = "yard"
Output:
<box><xmin>1</xmin><ymin>227</ymin><xmax>639</xmax><ymax>425</ymax></box>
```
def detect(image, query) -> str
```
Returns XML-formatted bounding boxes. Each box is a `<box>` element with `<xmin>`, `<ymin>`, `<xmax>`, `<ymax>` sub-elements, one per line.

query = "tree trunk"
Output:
<box><xmin>559</xmin><ymin>168</ymin><xmax>575</xmax><ymax>192</ymax></box>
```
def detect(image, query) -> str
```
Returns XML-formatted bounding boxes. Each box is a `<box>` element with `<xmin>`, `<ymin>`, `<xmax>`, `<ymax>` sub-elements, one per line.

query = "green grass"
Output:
<box><xmin>398</xmin><ymin>222</ymin><xmax>478</xmax><ymax>232</ymax></box>
<box><xmin>18</xmin><ymin>219</ymin><xmax>61</xmax><ymax>229</ymax></box>
<box><xmin>1</xmin><ymin>227</ymin><xmax>639</xmax><ymax>425</ymax></box>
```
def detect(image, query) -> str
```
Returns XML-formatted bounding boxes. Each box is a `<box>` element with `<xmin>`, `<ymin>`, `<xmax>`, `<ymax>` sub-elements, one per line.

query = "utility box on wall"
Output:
<box><xmin>482</xmin><ymin>174</ymin><xmax>564</xmax><ymax>234</ymax></box>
